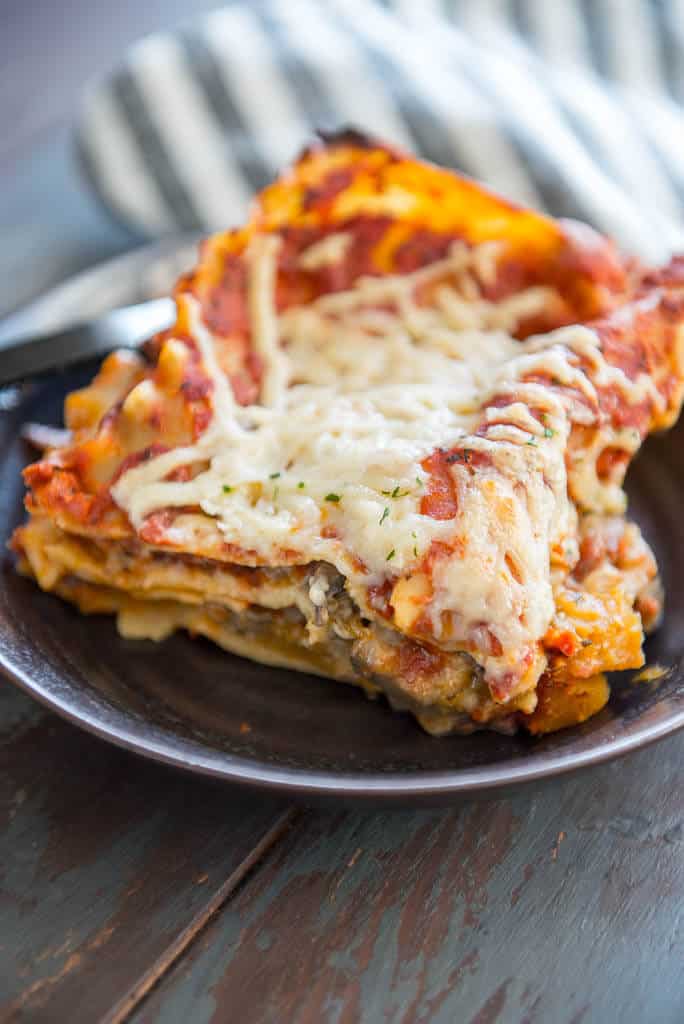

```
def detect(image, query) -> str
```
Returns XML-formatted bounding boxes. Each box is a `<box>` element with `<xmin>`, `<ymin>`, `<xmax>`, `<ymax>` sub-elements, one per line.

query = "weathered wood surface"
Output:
<box><xmin>131</xmin><ymin>734</ymin><xmax>684</xmax><ymax>1024</ymax></box>
<box><xmin>0</xmin><ymin>684</ymin><xmax>292</xmax><ymax>1024</ymax></box>
<box><xmin>3</xmin><ymin>673</ymin><xmax>684</xmax><ymax>1024</ymax></box>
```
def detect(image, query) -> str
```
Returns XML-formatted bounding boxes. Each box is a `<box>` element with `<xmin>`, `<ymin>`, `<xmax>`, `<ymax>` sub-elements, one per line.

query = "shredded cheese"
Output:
<box><xmin>111</xmin><ymin>240</ymin><xmax>659</xmax><ymax>691</ymax></box>
<box><xmin>247</xmin><ymin>235</ymin><xmax>288</xmax><ymax>406</ymax></box>
<box><xmin>298</xmin><ymin>231</ymin><xmax>352</xmax><ymax>270</ymax></box>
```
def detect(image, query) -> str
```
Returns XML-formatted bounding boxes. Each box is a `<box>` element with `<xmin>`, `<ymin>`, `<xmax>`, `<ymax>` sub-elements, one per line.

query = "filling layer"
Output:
<box><xmin>15</xmin><ymin>509</ymin><xmax>658</xmax><ymax>734</ymax></box>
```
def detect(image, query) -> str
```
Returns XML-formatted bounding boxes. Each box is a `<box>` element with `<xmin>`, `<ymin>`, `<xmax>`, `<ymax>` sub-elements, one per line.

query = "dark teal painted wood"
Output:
<box><xmin>0</xmin><ymin>683</ymin><xmax>290</xmax><ymax>1022</ymax></box>
<box><xmin>133</xmin><ymin>736</ymin><xmax>684</xmax><ymax>1024</ymax></box>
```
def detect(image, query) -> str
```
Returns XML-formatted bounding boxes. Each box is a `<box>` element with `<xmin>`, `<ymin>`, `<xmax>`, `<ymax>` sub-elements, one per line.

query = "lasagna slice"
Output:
<box><xmin>12</xmin><ymin>132</ymin><xmax>684</xmax><ymax>735</ymax></box>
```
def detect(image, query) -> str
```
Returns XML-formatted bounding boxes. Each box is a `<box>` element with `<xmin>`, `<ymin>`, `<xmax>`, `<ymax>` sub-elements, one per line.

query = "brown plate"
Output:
<box><xmin>1</xmin><ymin>245</ymin><xmax>684</xmax><ymax>803</ymax></box>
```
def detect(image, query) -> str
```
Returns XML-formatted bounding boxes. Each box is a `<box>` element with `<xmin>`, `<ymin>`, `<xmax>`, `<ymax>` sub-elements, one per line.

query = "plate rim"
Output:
<box><xmin>2</xmin><ymin>639</ymin><xmax>684</xmax><ymax>801</ymax></box>
<box><xmin>3</xmin><ymin>241</ymin><xmax>684</xmax><ymax>803</ymax></box>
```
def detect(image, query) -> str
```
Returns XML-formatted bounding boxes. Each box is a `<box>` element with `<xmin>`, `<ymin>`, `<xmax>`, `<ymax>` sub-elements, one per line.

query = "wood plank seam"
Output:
<box><xmin>99</xmin><ymin>806</ymin><xmax>299</xmax><ymax>1024</ymax></box>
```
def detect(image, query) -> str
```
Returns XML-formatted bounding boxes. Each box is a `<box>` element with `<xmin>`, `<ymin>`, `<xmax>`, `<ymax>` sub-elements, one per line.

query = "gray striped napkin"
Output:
<box><xmin>76</xmin><ymin>0</ymin><xmax>684</xmax><ymax>260</ymax></box>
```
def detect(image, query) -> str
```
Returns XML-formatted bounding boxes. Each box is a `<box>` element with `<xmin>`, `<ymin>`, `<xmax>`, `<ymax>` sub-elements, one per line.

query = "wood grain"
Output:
<box><xmin>0</xmin><ymin>683</ymin><xmax>291</xmax><ymax>1023</ymax></box>
<box><xmin>133</xmin><ymin>735</ymin><xmax>684</xmax><ymax>1024</ymax></box>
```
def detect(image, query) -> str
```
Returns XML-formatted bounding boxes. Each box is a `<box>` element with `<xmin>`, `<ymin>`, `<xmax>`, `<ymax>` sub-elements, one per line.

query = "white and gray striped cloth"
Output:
<box><xmin>76</xmin><ymin>0</ymin><xmax>684</xmax><ymax>260</ymax></box>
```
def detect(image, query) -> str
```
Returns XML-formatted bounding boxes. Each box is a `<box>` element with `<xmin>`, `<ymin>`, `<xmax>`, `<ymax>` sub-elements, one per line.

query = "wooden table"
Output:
<box><xmin>2</xmin><ymin>4</ymin><xmax>684</xmax><ymax>1021</ymax></box>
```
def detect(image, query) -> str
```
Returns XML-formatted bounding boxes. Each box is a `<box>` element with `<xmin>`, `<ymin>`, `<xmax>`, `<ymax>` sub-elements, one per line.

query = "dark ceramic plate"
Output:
<box><xmin>1</xmin><ymin>244</ymin><xmax>684</xmax><ymax>803</ymax></box>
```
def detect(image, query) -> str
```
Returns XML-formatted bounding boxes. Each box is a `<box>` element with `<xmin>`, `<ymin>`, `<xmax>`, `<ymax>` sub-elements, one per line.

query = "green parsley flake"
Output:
<box><xmin>526</xmin><ymin>436</ymin><xmax>538</xmax><ymax>447</ymax></box>
<box><xmin>544</xmin><ymin>427</ymin><xmax>554</xmax><ymax>439</ymax></box>
<box><xmin>222</xmin><ymin>485</ymin><xmax>233</xmax><ymax>494</ymax></box>
<box><xmin>416</xmin><ymin>476</ymin><xmax>423</xmax><ymax>487</ymax></box>
<box><xmin>269</xmin><ymin>471</ymin><xmax>281</xmax><ymax>479</ymax></box>
<box><xmin>386</xmin><ymin>549</ymin><xmax>396</xmax><ymax>562</ymax></box>
<box><xmin>379</xmin><ymin>506</ymin><xmax>390</xmax><ymax>526</ymax></box>
<box><xmin>325</xmin><ymin>493</ymin><xmax>341</xmax><ymax>503</ymax></box>
<box><xmin>297</xmin><ymin>481</ymin><xmax>305</xmax><ymax>489</ymax></box>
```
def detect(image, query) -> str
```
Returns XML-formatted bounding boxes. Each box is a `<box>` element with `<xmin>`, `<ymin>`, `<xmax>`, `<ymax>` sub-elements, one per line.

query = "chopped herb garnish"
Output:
<box><xmin>273</xmin><ymin>486</ymin><xmax>279</xmax><ymax>502</ymax></box>
<box><xmin>381</xmin><ymin>489</ymin><xmax>391</xmax><ymax>496</ymax></box>
<box><xmin>379</xmin><ymin>506</ymin><xmax>390</xmax><ymax>526</ymax></box>
<box><xmin>413</xmin><ymin>546</ymin><xmax>418</xmax><ymax>557</ymax></box>
<box><xmin>544</xmin><ymin>427</ymin><xmax>554</xmax><ymax>439</ymax></box>
<box><xmin>222</xmin><ymin>485</ymin><xmax>233</xmax><ymax>493</ymax></box>
<box><xmin>391</xmin><ymin>485</ymin><xmax>400</xmax><ymax>498</ymax></box>
<box><xmin>297</xmin><ymin>481</ymin><xmax>305</xmax><ymax>489</ymax></box>
<box><xmin>386</xmin><ymin>549</ymin><xmax>396</xmax><ymax>562</ymax></box>
<box><xmin>526</xmin><ymin>436</ymin><xmax>538</xmax><ymax>447</ymax></box>
<box><xmin>416</xmin><ymin>476</ymin><xmax>423</xmax><ymax>487</ymax></box>
<box><xmin>269</xmin><ymin>471</ymin><xmax>281</xmax><ymax>479</ymax></box>
<box><xmin>325</xmin><ymin>492</ymin><xmax>341</xmax><ymax>503</ymax></box>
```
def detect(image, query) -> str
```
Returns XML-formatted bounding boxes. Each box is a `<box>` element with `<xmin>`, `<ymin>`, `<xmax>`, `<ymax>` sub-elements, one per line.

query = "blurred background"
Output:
<box><xmin>2</xmin><ymin>0</ymin><xmax>223</xmax><ymax>314</ymax></box>
<box><xmin>2</xmin><ymin>0</ymin><xmax>684</xmax><ymax>319</ymax></box>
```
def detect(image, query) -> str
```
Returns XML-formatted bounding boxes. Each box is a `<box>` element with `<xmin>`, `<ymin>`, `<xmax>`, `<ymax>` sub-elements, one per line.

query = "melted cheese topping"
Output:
<box><xmin>111</xmin><ymin>241</ymin><xmax>658</xmax><ymax>690</ymax></box>
<box><xmin>248</xmin><ymin>236</ymin><xmax>288</xmax><ymax>406</ymax></box>
<box><xmin>298</xmin><ymin>231</ymin><xmax>353</xmax><ymax>270</ymax></box>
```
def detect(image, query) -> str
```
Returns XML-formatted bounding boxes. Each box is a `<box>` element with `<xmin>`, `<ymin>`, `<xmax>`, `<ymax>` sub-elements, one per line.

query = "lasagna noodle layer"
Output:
<box><xmin>14</xmin><ymin>506</ymin><xmax>658</xmax><ymax>734</ymax></box>
<box><xmin>12</xmin><ymin>134</ymin><xmax>684</xmax><ymax>734</ymax></box>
